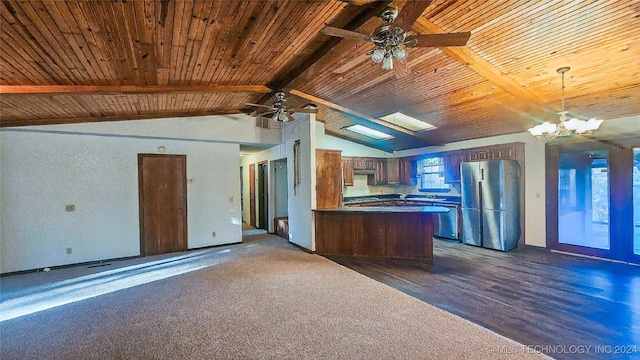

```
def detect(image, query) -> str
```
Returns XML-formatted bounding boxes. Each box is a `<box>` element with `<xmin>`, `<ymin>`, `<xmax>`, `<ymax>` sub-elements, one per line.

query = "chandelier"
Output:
<box><xmin>528</xmin><ymin>67</ymin><xmax>603</xmax><ymax>139</ymax></box>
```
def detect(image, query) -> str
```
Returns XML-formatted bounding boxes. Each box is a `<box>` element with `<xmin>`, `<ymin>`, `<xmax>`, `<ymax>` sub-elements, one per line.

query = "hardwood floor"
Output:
<box><xmin>325</xmin><ymin>239</ymin><xmax>640</xmax><ymax>360</ymax></box>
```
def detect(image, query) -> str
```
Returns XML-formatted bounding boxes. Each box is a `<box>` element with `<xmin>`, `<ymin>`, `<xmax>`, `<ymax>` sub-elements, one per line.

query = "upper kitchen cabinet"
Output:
<box><xmin>444</xmin><ymin>152</ymin><xmax>466</xmax><ymax>183</ymax></box>
<box><xmin>399</xmin><ymin>159</ymin><xmax>417</xmax><ymax>186</ymax></box>
<box><xmin>368</xmin><ymin>159</ymin><xmax>388</xmax><ymax>185</ymax></box>
<box><xmin>342</xmin><ymin>156</ymin><xmax>417</xmax><ymax>186</ymax></box>
<box><xmin>316</xmin><ymin>149</ymin><xmax>343</xmax><ymax>209</ymax></box>
<box><xmin>444</xmin><ymin>143</ymin><xmax>524</xmax><ymax>183</ymax></box>
<box><xmin>341</xmin><ymin>157</ymin><xmax>354</xmax><ymax>187</ymax></box>
<box><xmin>353</xmin><ymin>158</ymin><xmax>376</xmax><ymax>172</ymax></box>
<box><xmin>386</xmin><ymin>158</ymin><xmax>400</xmax><ymax>185</ymax></box>
<box><xmin>466</xmin><ymin>143</ymin><xmax>522</xmax><ymax>162</ymax></box>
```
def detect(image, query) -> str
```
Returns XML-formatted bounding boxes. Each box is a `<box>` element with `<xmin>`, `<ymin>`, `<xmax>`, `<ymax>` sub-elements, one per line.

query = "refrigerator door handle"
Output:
<box><xmin>481</xmin><ymin>168</ymin><xmax>484</xmax><ymax>181</ymax></box>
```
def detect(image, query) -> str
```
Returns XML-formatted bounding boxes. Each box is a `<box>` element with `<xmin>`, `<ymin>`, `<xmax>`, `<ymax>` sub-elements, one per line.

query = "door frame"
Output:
<box><xmin>546</xmin><ymin>137</ymin><xmax>640</xmax><ymax>263</ymax></box>
<box><xmin>257</xmin><ymin>160</ymin><xmax>268</xmax><ymax>230</ymax></box>
<box><xmin>249</xmin><ymin>163</ymin><xmax>256</xmax><ymax>227</ymax></box>
<box><xmin>138</xmin><ymin>153</ymin><xmax>188</xmax><ymax>256</ymax></box>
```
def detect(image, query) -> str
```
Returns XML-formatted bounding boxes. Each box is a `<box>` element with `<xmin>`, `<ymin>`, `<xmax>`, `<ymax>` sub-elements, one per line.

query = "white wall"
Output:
<box><xmin>1</xmin><ymin>116</ymin><xmax>281</xmax><ymax>273</ymax></box>
<box><xmin>240</xmin><ymin>114</ymin><xmax>316</xmax><ymax>251</ymax></box>
<box><xmin>273</xmin><ymin>159</ymin><xmax>288</xmax><ymax>218</ymax></box>
<box><xmin>26</xmin><ymin>114</ymin><xmax>282</xmax><ymax>146</ymax></box>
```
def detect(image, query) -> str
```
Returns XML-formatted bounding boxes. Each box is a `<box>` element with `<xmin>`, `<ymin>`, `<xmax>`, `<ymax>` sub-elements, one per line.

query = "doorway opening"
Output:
<box><xmin>547</xmin><ymin>139</ymin><xmax>640</xmax><ymax>264</ymax></box>
<box><xmin>257</xmin><ymin>161</ymin><xmax>268</xmax><ymax>230</ymax></box>
<box><xmin>272</xmin><ymin>158</ymin><xmax>289</xmax><ymax>239</ymax></box>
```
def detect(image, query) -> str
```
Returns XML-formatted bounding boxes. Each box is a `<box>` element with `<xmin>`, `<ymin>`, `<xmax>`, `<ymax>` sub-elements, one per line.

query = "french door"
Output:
<box><xmin>546</xmin><ymin>138</ymin><xmax>640</xmax><ymax>264</ymax></box>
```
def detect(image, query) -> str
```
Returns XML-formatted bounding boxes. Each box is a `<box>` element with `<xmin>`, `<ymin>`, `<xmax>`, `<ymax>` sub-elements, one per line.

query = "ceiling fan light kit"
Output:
<box><xmin>321</xmin><ymin>6</ymin><xmax>470</xmax><ymax>76</ymax></box>
<box><xmin>528</xmin><ymin>67</ymin><xmax>604</xmax><ymax>139</ymax></box>
<box><xmin>246</xmin><ymin>91</ymin><xmax>317</xmax><ymax>123</ymax></box>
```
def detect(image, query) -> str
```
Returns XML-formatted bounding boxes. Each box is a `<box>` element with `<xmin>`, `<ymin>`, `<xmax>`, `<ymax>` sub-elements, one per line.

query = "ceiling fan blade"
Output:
<box><xmin>405</xmin><ymin>32</ymin><xmax>471</xmax><ymax>47</ymax></box>
<box><xmin>394</xmin><ymin>1</ymin><xmax>433</xmax><ymax>31</ymax></box>
<box><xmin>334</xmin><ymin>0</ymin><xmax>381</xmax><ymax>5</ymax></box>
<box><xmin>286</xmin><ymin>113</ymin><xmax>296</xmax><ymax>122</ymax></box>
<box><xmin>295</xmin><ymin>108</ymin><xmax>319</xmax><ymax>114</ymax></box>
<box><xmin>246</xmin><ymin>102</ymin><xmax>273</xmax><ymax>109</ymax></box>
<box><xmin>393</xmin><ymin>58</ymin><xmax>411</xmax><ymax>78</ymax></box>
<box><xmin>321</xmin><ymin>26</ymin><xmax>370</xmax><ymax>42</ymax></box>
<box><xmin>256</xmin><ymin>111</ymin><xmax>274</xmax><ymax>117</ymax></box>
<box><xmin>334</xmin><ymin>53</ymin><xmax>371</xmax><ymax>74</ymax></box>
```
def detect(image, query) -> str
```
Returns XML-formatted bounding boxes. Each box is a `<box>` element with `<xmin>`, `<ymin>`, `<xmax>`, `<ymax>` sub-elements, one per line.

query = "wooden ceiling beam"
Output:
<box><xmin>256</xmin><ymin>1</ymin><xmax>393</xmax><ymax>104</ymax></box>
<box><xmin>0</xmin><ymin>109</ymin><xmax>244</xmax><ymax>128</ymax></box>
<box><xmin>324</xmin><ymin>129</ymin><xmax>395</xmax><ymax>153</ymax></box>
<box><xmin>291</xmin><ymin>89</ymin><xmax>418</xmax><ymax>137</ymax></box>
<box><xmin>412</xmin><ymin>18</ymin><xmax>551</xmax><ymax>112</ymax></box>
<box><xmin>0</xmin><ymin>85</ymin><xmax>271</xmax><ymax>95</ymax></box>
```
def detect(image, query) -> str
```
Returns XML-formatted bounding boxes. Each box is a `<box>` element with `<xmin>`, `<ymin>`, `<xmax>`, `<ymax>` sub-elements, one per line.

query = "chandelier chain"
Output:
<box><xmin>560</xmin><ymin>70</ymin><xmax>565</xmax><ymax>112</ymax></box>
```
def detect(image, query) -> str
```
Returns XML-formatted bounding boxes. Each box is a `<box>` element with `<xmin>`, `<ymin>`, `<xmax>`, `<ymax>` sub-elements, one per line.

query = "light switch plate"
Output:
<box><xmin>65</xmin><ymin>204</ymin><xmax>75</xmax><ymax>212</ymax></box>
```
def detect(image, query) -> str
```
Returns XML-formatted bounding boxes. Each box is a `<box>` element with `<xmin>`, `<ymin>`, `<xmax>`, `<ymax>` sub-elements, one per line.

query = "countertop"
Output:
<box><xmin>314</xmin><ymin>206</ymin><xmax>450</xmax><ymax>213</ymax></box>
<box><xmin>343</xmin><ymin>197</ymin><xmax>461</xmax><ymax>206</ymax></box>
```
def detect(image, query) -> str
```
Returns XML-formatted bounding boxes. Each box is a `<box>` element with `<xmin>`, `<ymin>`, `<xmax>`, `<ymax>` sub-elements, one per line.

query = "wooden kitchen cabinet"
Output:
<box><xmin>386</xmin><ymin>158</ymin><xmax>400</xmax><ymax>185</ymax></box>
<box><xmin>466</xmin><ymin>149</ymin><xmax>489</xmax><ymax>162</ymax></box>
<box><xmin>399</xmin><ymin>158</ymin><xmax>417</xmax><ymax>185</ymax></box>
<box><xmin>368</xmin><ymin>159</ymin><xmax>387</xmax><ymax>185</ymax></box>
<box><xmin>444</xmin><ymin>151</ymin><xmax>465</xmax><ymax>183</ymax></box>
<box><xmin>353</xmin><ymin>157</ymin><xmax>376</xmax><ymax>171</ymax></box>
<box><xmin>341</xmin><ymin>157</ymin><xmax>354</xmax><ymax>186</ymax></box>
<box><xmin>488</xmin><ymin>145</ymin><xmax>517</xmax><ymax>160</ymax></box>
<box><xmin>316</xmin><ymin>149</ymin><xmax>342</xmax><ymax>209</ymax></box>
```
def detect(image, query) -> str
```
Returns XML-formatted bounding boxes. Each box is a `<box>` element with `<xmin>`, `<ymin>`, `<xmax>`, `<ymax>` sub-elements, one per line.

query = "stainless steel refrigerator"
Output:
<box><xmin>460</xmin><ymin>160</ymin><xmax>521</xmax><ymax>251</ymax></box>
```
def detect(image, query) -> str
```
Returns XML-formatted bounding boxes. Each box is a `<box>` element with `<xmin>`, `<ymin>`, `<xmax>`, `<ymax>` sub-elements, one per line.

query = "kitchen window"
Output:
<box><xmin>417</xmin><ymin>157</ymin><xmax>449</xmax><ymax>191</ymax></box>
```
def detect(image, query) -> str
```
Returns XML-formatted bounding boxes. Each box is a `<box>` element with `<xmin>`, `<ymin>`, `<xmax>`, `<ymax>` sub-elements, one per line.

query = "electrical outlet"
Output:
<box><xmin>212</xmin><ymin>231</ymin><xmax>216</xmax><ymax>237</ymax></box>
<box><xmin>65</xmin><ymin>204</ymin><xmax>75</xmax><ymax>212</ymax></box>
<box><xmin>229</xmin><ymin>196</ymin><xmax>234</xmax><ymax>203</ymax></box>
<box><xmin>66</xmin><ymin>247</ymin><xmax>72</xmax><ymax>254</ymax></box>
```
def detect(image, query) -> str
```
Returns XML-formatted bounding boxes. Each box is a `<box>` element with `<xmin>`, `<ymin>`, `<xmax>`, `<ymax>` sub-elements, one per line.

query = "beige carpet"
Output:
<box><xmin>0</xmin><ymin>235</ymin><xmax>550</xmax><ymax>359</ymax></box>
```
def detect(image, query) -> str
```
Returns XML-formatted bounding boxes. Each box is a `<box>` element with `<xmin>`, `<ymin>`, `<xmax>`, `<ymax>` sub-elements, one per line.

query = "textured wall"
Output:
<box><xmin>1</xmin><ymin>124</ymin><xmax>244</xmax><ymax>273</ymax></box>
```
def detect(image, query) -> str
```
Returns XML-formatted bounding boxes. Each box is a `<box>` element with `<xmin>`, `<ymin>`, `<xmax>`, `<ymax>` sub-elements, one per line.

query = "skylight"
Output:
<box><xmin>380</xmin><ymin>112</ymin><xmax>437</xmax><ymax>132</ymax></box>
<box><xmin>344</xmin><ymin>124</ymin><xmax>394</xmax><ymax>140</ymax></box>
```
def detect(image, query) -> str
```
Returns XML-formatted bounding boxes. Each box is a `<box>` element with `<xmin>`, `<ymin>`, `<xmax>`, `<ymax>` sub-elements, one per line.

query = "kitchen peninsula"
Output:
<box><xmin>314</xmin><ymin>206</ymin><xmax>449</xmax><ymax>260</ymax></box>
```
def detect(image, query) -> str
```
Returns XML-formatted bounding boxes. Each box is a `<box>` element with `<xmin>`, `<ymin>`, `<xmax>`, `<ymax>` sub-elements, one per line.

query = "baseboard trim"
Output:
<box><xmin>0</xmin><ymin>255</ymin><xmax>141</xmax><ymax>277</ymax></box>
<box><xmin>1</xmin><ymin>241</ymin><xmax>246</xmax><ymax>277</ymax></box>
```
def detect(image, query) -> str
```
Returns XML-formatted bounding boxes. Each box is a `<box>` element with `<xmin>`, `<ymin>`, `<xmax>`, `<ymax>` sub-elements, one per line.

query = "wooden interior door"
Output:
<box><xmin>316</xmin><ymin>149</ymin><xmax>343</xmax><ymax>209</ymax></box>
<box><xmin>139</xmin><ymin>154</ymin><xmax>187</xmax><ymax>256</ymax></box>
<box><xmin>249</xmin><ymin>163</ymin><xmax>256</xmax><ymax>227</ymax></box>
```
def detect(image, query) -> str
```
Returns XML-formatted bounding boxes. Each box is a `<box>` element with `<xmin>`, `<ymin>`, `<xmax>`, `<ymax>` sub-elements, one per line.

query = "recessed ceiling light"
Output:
<box><xmin>343</xmin><ymin>124</ymin><xmax>394</xmax><ymax>140</ymax></box>
<box><xmin>380</xmin><ymin>112</ymin><xmax>437</xmax><ymax>132</ymax></box>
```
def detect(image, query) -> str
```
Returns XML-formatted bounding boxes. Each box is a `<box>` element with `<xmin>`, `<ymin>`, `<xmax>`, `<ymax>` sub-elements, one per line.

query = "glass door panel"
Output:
<box><xmin>634</xmin><ymin>148</ymin><xmax>640</xmax><ymax>255</ymax></box>
<box><xmin>558</xmin><ymin>150</ymin><xmax>610</xmax><ymax>250</ymax></box>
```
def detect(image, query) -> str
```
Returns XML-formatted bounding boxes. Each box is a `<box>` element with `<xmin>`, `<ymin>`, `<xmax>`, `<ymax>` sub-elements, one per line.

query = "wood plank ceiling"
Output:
<box><xmin>1</xmin><ymin>1</ymin><xmax>639</xmax><ymax>151</ymax></box>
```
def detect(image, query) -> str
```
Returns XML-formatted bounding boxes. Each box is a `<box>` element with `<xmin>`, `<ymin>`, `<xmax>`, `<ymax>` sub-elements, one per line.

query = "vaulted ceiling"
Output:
<box><xmin>1</xmin><ymin>1</ymin><xmax>639</xmax><ymax>151</ymax></box>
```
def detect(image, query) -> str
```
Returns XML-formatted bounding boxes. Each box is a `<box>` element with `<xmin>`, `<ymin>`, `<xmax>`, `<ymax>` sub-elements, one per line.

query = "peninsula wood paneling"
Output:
<box><xmin>315</xmin><ymin>210</ymin><xmax>434</xmax><ymax>259</ymax></box>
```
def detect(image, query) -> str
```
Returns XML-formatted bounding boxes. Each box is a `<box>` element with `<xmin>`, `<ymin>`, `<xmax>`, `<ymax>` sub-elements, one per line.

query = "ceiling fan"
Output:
<box><xmin>246</xmin><ymin>91</ymin><xmax>318</xmax><ymax>122</ymax></box>
<box><xmin>321</xmin><ymin>5</ymin><xmax>471</xmax><ymax>77</ymax></box>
